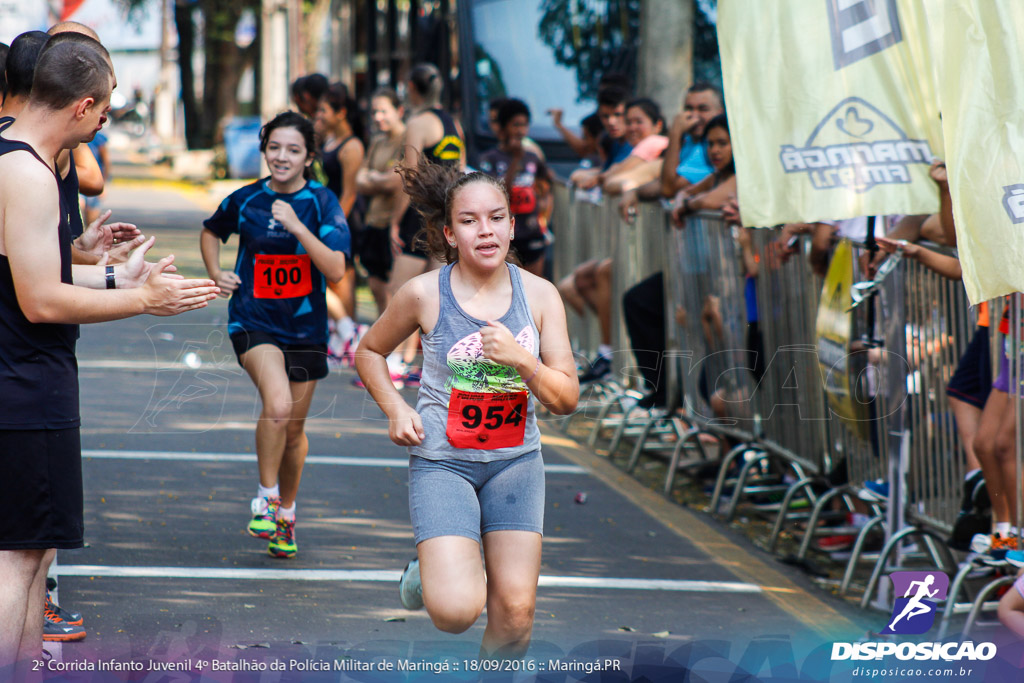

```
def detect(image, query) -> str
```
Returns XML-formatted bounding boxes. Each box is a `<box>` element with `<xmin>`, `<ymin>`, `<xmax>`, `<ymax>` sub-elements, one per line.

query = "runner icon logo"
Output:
<box><xmin>778</xmin><ymin>96</ymin><xmax>934</xmax><ymax>194</ymax></box>
<box><xmin>881</xmin><ymin>570</ymin><xmax>948</xmax><ymax>635</ymax></box>
<box><xmin>826</xmin><ymin>0</ymin><xmax>902</xmax><ymax>70</ymax></box>
<box><xmin>1002</xmin><ymin>184</ymin><xmax>1024</xmax><ymax>224</ymax></box>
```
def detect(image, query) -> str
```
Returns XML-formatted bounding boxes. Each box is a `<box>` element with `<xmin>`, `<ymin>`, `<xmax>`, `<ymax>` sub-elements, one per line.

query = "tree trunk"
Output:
<box><xmin>175</xmin><ymin>0</ymin><xmax>201</xmax><ymax>149</ymax></box>
<box><xmin>198</xmin><ymin>0</ymin><xmax>258</xmax><ymax>146</ymax></box>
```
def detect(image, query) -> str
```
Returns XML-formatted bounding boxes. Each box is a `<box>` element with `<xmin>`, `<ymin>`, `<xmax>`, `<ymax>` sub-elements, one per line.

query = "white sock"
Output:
<box><xmin>278</xmin><ymin>503</ymin><xmax>296</xmax><ymax>522</ymax></box>
<box><xmin>258</xmin><ymin>484</ymin><xmax>280</xmax><ymax>500</ymax></box>
<box><xmin>996</xmin><ymin>522</ymin><xmax>1012</xmax><ymax>536</ymax></box>
<box><xmin>337</xmin><ymin>316</ymin><xmax>357</xmax><ymax>341</ymax></box>
<box><xmin>386</xmin><ymin>352</ymin><xmax>406</xmax><ymax>374</ymax></box>
<box><xmin>597</xmin><ymin>344</ymin><xmax>612</xmax><ymax>358</ymax></box>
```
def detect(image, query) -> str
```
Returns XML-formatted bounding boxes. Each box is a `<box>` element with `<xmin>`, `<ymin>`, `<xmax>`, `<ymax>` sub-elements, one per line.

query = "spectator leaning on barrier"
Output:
<box><xmin>568</xmin><ymin>85</ymin><xmax>631</xmax><ymax>189</ymax></box>
<box><xmin>479</xmin><ymin>98</ymin><xmax>554</xmax><ymax>278</ymax></box>
<box><xmin>619</xmin><ymin>83</ymin><xmax>723</xmax><ymax>221</ymax></box>
<box><xmin>622</xmin><ymin>113</ymin><xmax>736</xmax><ymax>409</ymax></box>
<box><xmin>601</xmin><ymin>97</ymin><xmax>667</xmax><ymax>195</ymax></box>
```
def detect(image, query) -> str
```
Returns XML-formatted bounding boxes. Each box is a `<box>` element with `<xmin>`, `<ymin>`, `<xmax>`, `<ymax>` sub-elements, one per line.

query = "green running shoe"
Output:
<box><xmin>248</xmin><ymin>496</ymin><xmax>280</xmax><ymax>539</ymax></box>
<box><xmin>268</xmin><ymin>517</ymin><xmax>297</xmax><ymax>558</ymax></box>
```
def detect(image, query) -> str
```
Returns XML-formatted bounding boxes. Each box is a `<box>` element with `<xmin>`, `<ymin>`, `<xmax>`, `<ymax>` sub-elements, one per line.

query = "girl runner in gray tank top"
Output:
<box><xmin>355</xmin><ymin>158</ymin><xmax>578</xmax><ymax>659</ymax></box>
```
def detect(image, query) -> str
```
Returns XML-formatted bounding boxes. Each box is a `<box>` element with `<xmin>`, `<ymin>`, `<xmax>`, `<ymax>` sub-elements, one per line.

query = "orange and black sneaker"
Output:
<box><xmin>43</xmin><ymin>605</ymin><xmax>86</xmax><ymax>642</ymax></box>
<box><xmin>45</xmin><ymin>590</ymin><xmax>83</xmax><ymax>626</ymax></box>
<box><xmin>981</xmin><ymin>533</ymin><xmax>1020</xmax><ymax>566</ymax></box>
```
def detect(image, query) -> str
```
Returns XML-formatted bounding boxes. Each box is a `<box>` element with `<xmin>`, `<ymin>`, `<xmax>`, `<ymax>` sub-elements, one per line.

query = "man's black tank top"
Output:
<box><xmin>0</xmin><ymin>117</ymin><xmax>84</xmax><ymax>240</ymax></box>
<box><xmin>424</xmin><ymin>108</ymin><xmax>463</xmax><ymax>167</ymax></box>
<box><xmin>0</xmin><ymin>133</ymin><xmax>80</xmax><ymax>429</ymax></box>
<box><xmin>60</xmin><ymin>149</ymin><xmax>85</xmax><ymax>239</ymax></box>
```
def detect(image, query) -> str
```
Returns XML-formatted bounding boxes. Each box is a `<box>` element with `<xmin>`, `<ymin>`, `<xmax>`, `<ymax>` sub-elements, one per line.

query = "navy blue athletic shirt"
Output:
<box><xmin>203</xmin><ymin>178</ymin><xmax>351</xmax><ymax>344</ymax></box>
<box><xmin>0</xmin><ymin>133</ymin><xmax>80</xmax><ymax>429</ymax></box>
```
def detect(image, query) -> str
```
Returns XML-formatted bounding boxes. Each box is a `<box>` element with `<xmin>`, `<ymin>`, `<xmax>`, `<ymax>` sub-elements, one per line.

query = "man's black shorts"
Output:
<box><xmin>947</xmin><ymin>326</ymin><xmax>992</xmax><ymax>409</ymax></box>
<box><xmin>230</xmin><ymin>330</ymin><xmax>329</xmax><ymax>382</ymax></box>
<box><xmin>0</xmin><ymin>428</ymin><xmax>83</xmax><ymax>550</ymax></box>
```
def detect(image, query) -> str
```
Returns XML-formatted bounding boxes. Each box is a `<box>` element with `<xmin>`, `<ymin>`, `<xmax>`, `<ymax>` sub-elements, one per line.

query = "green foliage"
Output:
<box><xmin>537</xmin><ymin>0</ymin><xmax>641</xmax><ymax>102</ymax></box>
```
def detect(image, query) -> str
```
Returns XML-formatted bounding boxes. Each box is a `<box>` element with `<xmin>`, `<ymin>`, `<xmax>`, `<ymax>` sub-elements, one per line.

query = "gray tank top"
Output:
<box><xmin>410</xmin><ymin>262</ymin><xmax>541</xmax><ymax>462</ymax></box>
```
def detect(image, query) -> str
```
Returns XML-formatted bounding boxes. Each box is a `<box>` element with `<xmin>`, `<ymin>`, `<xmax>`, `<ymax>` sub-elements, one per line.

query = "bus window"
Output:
<box><xmin>467</xmin><ymin>0</ymin><xmax>640</xmax><ymax>144</ymax></box>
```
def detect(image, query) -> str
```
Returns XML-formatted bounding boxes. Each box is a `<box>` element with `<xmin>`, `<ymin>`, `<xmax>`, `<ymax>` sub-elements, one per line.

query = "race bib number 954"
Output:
<box><xmin>254</xmin><ymin>254</ymin><xmax>311</xmax><ymax>299</ymax></box>
<box><xmin>446</xmin><ymin>389</ymin><xmax>527</xmax><ymax>449</ymax></box>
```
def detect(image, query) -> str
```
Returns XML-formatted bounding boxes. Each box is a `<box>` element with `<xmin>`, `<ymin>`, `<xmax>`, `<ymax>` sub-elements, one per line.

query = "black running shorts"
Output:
<box><xmin>230</xmin><ymin>329</ymin><xmax>329</xmax><ymax>382</ymax></box>
<box><xmin>0</xmin><ymin>428</ymin><xmax>84</xmax><ymax>550</ymax></box>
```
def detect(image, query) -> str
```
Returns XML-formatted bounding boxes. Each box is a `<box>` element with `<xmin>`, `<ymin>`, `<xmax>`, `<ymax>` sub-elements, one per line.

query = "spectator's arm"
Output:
<box><xmin>72</xmin><ymin>144</ymin><xmax>104</xmax><ymax>196</ymax></box>
<box><xmin>338</xmin><ymin>140</ymin><xmax>363</xmax><ymax>217</ymax></box>
<box><xmin>876</xmin><ymin>236</ymin><xmax>961</xmax><ymax>281</ymax></box>
<box><xmin>686</xmin><ymin>175</ymin><xmax>736</xmax><ymax>211</ymax></box>
<box><xmin>661</xmin><ymin>112</ymin><xmax>694</xmax><ymax>197</ymax></box>
<box><xmin>634</xmin><ymin>178</ymin><xmax>662</xmax><ymax>200</ymax></box>
<box><xmin>885</xmin><ymin>214</ymin><xmax>927</xmax><ymax>242</ymax></box>
<box><xmin>549</xmin><ymin>109</ymin><xmax>593</xmax><ymax>158</ymax></box>
<box><xmin>736</xmin><ymin>227</ymin><xmax>758</xmax><ymax>278</ymax></box>
<box><xmin>809</xmin><ymin>222</ymin><xmax>836</xmax><ymax>277</ymax></box>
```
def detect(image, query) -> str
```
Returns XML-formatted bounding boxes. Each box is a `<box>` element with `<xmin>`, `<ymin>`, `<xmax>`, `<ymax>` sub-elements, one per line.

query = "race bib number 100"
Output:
<box><xmin>254</xmin><ymin>254</ymin><xmax>312</xmax><ymax>299</ymax></box>
<box><xmin>446</xmin><ymin>389</ymin><xmax>528</xmax><ymax>449</ymax></box>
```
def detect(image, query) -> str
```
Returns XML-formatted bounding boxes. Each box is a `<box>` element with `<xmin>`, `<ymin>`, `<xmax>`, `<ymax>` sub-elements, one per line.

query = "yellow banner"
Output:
<box><xmin>926</xmin><ymin>1</ymin><xmax>1024</xmax><ymax>304</ymax></box>
<box><xmin>816</xmin><ymin>240</ymin><xmax>870</xmax><ymax>440</ymax></box>
<box><xmin>719</xmin><ymin>0</ymin><xmax>942</xmax><ymax>227</ymax></box>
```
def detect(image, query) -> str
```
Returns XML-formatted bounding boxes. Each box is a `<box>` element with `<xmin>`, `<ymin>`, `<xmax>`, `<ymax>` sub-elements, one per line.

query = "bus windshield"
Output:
<box><xmin>469</xmin><ymin>0</ymin><xmax>640</xmax><ymax>142</ymax></box>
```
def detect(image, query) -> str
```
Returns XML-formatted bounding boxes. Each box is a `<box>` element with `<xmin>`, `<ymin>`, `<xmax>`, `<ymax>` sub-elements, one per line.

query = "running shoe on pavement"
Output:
<box><xmin>399</xmin><ymin>558</ymin><xmax>424</xmax><ymax>610</ymax></box>
<box><xmin>248</xmin><ymin>496</ymin><xmax>280</xmax><ymax>539</ymax></box>
<box><xmin>45</xmin><ymin>590</ymin><xmax>83</xmax><ymax>626</ymax></box>
<box><xmin>43</xmin><ymin>607</ymin><xmax>86</xmax><ymax>642</ymax></box>
<box><xmin>268</xmin><ymin>517</ymin><xmax>297</xmax><ymax>558</ymax></box>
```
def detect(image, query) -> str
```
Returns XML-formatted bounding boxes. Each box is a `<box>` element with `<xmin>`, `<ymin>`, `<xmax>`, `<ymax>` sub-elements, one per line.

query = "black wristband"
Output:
<box><xmin>105</xmin><ymin>264</ymin><xmax>116</xmax><ymax>290</ymax></box>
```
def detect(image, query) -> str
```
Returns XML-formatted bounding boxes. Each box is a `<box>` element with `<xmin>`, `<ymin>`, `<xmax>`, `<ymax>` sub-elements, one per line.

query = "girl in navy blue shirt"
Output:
<box><xmin>201</xmin><ymin>112</ymin><xmax>350</xmax><ymax>558</ymax></box>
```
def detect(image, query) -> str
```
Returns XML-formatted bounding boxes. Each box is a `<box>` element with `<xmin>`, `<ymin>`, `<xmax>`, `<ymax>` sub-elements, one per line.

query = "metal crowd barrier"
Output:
<box><xmin>552</xmin><ymin>188</ymin><xmax>1014</xmax><ymax>637</ymax></box>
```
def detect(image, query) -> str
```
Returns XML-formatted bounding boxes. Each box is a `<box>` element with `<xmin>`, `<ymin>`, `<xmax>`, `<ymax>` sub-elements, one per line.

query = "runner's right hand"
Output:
<box><xmin>388</xmin><ymin>404</ymin><xmax>425</xmax><ymax>446</ymax></box>
<box><xmin>141</xmin><ymin>254</ymin><xmax>220</xmax><ymax>316</ymax></box>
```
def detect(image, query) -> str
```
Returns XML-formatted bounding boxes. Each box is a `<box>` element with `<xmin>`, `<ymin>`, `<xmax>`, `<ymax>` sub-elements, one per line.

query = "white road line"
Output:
<box><xmin>81</xmin><ymin>449</ymin><xmax>586</xmax><ymax>474</ymax></box>
<box><xmin>53</xmin><ymin>565</ymin><xmax>762</xmax><ymax>593</ymax></box>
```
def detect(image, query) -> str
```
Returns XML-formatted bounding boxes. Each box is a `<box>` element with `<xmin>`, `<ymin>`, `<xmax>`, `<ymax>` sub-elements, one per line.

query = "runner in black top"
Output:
<box><xmin>0</xmin><ymin>34</ymin><xmax>218</xmax><ymax>673</ymax></box>
<box><xmin>316</xmin><ymin>82</ymin><xmax>365</xmax><ymax>361</ymax></box>
<box><xmin>380</xmin><ymin>63</ymin><xmax>466</xmax><ymax>386</ymax></box>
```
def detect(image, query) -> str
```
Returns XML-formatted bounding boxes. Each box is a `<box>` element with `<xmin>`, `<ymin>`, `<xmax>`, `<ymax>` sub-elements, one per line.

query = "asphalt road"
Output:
<box><xmin>41</xmin><ymin>183</ymin><xmax>881</xmax><ymax>681</ymax></box>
